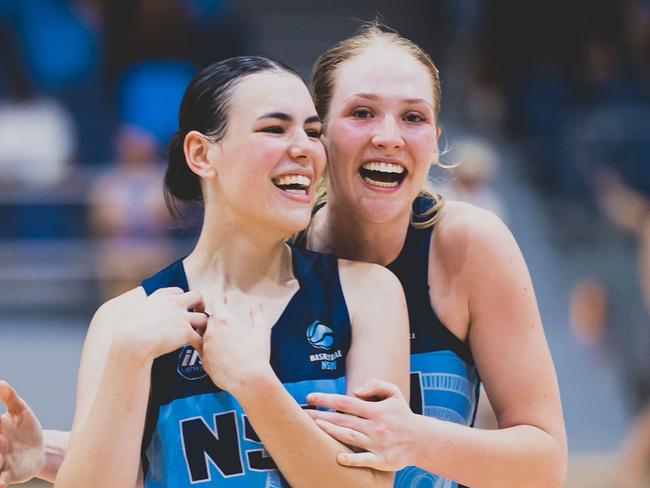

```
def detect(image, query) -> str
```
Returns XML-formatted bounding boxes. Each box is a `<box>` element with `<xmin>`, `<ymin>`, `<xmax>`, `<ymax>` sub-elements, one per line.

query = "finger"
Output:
<box><xmin>188</xmin><ymin>312</ymin><xmax>208</xmax><ymax>329</ymax></box>
<box><xmin>192</xmin><ymin>299</ymin><xmax>206</xmax><ymax>315</ymax></box>
<box><xmin>305</xmin><ymin>409</ymin><xmax>370</xmax><ymax>433</ymax></box>
<box><xmin>178</xmin><ymin>290</ymin><xmax>204</xmax><ymax>310</ymax></box>
<box><xmin>353</xmin><ymin>378</ymin><xmax>401</xmax><ymax>401</ymax></box>
<box><xmin>306</xmin><ymin>393</ymin><xmax>375</xmax><ymax>419</ymax></box>
<box><xmin>0</xmin><ymin>380</ymin><xmax>26</xmax><ymax>415</ymax></box>
<box><xmin>314</xmin><ymin>419</ymin><xmax>372</xmax><ymax>451</ymax></box>
<box><xmin>185</xmin><ymin>329</ymin><xmax>204</xmax><ymax>355</ymax></box>
<box><xmin>250</xmin><ymin>302</ymin><xmax>268</xmax><ymax>329</ymax></box>
<box><xmin>207</xmin><ymin>294</ymin><xmax>231</xmax><ymax>322</ymax></box>
<box><xmin>0</xmin><ymin>471</ymin><xmax>9</xmax><ymax>488</ymax></box>
<box><xmin>337</xmin><ymin>451</ymin><xmax>382</xmax><ymax>470</ymax></box>
<box><xmin>155</xmin><ymin>287</ymin><xmax>184</xmax><ymax>296</ymax></box>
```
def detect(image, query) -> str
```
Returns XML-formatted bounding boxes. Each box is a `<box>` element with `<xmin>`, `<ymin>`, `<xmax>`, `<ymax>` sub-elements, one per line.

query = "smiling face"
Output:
<box><xmin>208</xmin><ymin>71</ymin><xmax>325</xmax><ymax>235</ymax></box>
<box><xmin>322</xmin><ymin>44</ymin><xmax>440</xmax><ymax>224</ymax></box>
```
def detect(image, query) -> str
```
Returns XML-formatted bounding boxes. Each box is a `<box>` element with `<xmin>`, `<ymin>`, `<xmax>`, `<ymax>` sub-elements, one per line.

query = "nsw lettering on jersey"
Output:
<box><xmin>144</xmin><ymin>377</ymin><xmax>346</xmax><ymax>487</ymax></box>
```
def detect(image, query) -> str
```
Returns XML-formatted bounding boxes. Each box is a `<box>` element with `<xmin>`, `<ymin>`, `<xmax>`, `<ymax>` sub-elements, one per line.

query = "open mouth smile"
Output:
<box><xmin>272</xmin><ymin>174</ymin><xmax>312</xmax><ymax>199</ymax></box>
<box><xmin>358</xmin><ymin>162</ymin><xmax>407</xmax><ymax>189</ymax></box>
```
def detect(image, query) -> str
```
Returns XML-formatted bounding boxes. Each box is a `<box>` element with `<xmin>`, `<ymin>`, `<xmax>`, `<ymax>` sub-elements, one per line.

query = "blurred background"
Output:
<box><xmin>0</xmin><ymin>0</ymin><xmax>649</xmax><ymax>486</ymax></box>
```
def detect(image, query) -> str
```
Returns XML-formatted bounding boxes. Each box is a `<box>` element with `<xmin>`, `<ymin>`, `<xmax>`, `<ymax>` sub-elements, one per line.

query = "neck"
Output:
<box><xmin>185</xmin><ymin>203</ymin><xmax>293</xmax><ymax>294</ymax></box>
<box><xmin>309</xmin><ymin>198</ymin><xmax>410</xmax><ymax>266</ymax></box>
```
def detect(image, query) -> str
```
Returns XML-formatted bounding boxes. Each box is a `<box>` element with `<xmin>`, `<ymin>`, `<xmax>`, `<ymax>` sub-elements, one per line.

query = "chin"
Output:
<box><xmin>357</xmin><ymin>196</ymin><xmax>407</xmax><ymax>224</ymax></box>
<box><xmin>273</xmin><ymin>210</ymin><xmax>312</xmax><ymax>237</ymax></box>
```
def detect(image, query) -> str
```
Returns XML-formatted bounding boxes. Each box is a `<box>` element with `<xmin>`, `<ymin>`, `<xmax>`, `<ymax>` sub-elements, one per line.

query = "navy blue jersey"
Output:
<box><xmin>388</xmin><ymin>197</ymin><xmax>480</xmax><ymax>488</ymax></box>
<box><xmin>140</xmin><ymin>246</ymin><xmax>350</xmax><ymax>487</ymax></box>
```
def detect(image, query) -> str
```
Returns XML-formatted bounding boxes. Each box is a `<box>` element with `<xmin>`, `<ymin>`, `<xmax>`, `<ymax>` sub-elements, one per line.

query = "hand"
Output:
<box><xmin>201</xmin><ymin>297</ymin><xmax>273</xmax><ymax>394</ymax></box>
<box><xmin>306</xmin><ymin>378</ymin><xmax>417</xmax><ymax>471</ymax></box>
<box><xmin>115</xmin><ymin>287</ymin><xmax>208</xmax><ymax>359</ymax></box>
<box><xmin>0</xmin><ymin>382</ymin><xmax>44</xmax><ymax>488</ymax></box>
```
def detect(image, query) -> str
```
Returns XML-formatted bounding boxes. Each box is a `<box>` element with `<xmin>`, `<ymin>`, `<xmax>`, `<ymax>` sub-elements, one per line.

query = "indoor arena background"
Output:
<box><xmin>1</xmin><ymin>1</ymin><xmax>649</xmax><ymax>486</ymax></box>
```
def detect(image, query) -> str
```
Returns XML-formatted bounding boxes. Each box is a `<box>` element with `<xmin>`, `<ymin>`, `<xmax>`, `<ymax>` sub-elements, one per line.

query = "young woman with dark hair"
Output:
<box><xmin>49</xmin><ymin>55</ymin><xmax>408</xmax><ymax>488</ymax></box>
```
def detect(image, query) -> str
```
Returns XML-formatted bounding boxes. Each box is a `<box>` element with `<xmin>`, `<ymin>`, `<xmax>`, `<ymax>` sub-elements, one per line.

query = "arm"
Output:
<box><xmin>308</xmin><ymin>208</ymin><xmax>567</xmax><ymax>488</ymax></box>
<box><xmin>0</xmin><ymin>383</ymin><xmax>71</xmax><ymax>485</ymax></box>
<box><xmin>39</xmin><ymin>430</ymin><xmax>70</xmax><ymax>483</ymax></box>
<box><xmin>55</xmin><ymin>288</ymin><xmax>206</xmax><ymax>488</ymax></box>
<box><xmin>201</xmin><ymin>264</ymin><xmax>409</xmax><ymax>488</ymax></box>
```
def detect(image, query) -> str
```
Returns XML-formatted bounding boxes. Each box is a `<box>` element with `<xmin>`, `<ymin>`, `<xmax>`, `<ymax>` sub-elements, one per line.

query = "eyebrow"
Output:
<box><xmin>349</xmin><ymin>93</ymin><xmax>434</xmax><ymax>108</ymax></box>
<box><xmin>257</xmin><ymin>112</ymin><xmax>321</xmax><ymax>124</ymax></box>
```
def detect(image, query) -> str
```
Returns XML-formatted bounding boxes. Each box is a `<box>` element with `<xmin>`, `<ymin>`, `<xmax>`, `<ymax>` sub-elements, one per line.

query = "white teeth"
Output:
<box><xmin>363</xmin><ymin>177</ymin><xmax>399</xmax><ymax>188</ymax></box>
<box><xmin>273</xmin><ymin>174</ymin><xmax>312</xmax><ymax>187</ymax></box>
<box><xmin>361</xmin><ymin>162</ymin><xmax>405</xmax><ymax>174</ymax></box>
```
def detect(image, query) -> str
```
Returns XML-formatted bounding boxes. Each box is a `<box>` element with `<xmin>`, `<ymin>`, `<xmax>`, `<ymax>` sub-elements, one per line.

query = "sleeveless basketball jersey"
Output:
<box><xmin>388</xmin><ymin>197</ymin><xmax>480</xmax><ymax>488</ymax></box>
<box><xmin>140</xmin><ymin>246</ymin><xmax>351</xmax><ymax>487</ymax></box>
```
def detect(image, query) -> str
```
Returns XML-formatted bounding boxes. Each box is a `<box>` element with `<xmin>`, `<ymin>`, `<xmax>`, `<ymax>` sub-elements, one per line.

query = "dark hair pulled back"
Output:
<box><xmin>165</xmin><ymin>56</ymin><xmax>299</xmax><ymax>216</ymax></box>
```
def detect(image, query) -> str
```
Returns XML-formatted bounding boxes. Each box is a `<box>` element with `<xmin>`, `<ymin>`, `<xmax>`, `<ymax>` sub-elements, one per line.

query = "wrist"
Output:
<box><xmin>406</xmin><ymin>412</ymin><xmax>427</xmax><ymax>468</ymax></box>
<box><xmin>110</xmin><ymin>323</ymin><xmax>156</xmax><ymax>366</ymax></box>
<box><xmin>225</xmin><ymin>365</ymin><xmax>277</xmax><ymax>403</ymax></box>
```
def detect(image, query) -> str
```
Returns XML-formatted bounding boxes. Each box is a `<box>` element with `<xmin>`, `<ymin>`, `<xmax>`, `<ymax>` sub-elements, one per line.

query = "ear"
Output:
<box><xmin>436</xmin><ymin>126</ymin><xmax>442</xmax><ymax>139</ymax></box>
<box><xmin>184</xmin><ymin>130</ymin><xmax>218</xmax><ymax>179</ymax></box>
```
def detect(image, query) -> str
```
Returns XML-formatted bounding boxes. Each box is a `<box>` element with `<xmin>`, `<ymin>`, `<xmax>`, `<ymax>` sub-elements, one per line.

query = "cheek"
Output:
<box><xmin>326</xmin><ymin>120</ymin><xmax>367</xmax><ymax>162</ymax></box>
<box><xmin>408</xmin><ymin>129</ymin><xmax>439</xmax><ymax>166</ymax></box>
<box><xmin>314</xmin><ymin>145</ymin><xmax>327</xmax><ymax>178</ymax></box>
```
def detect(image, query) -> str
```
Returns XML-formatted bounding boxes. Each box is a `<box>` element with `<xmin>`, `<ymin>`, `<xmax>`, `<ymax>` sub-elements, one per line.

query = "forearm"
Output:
<box><xmin>411</xmin><ymin>414</ymin><xmax>566</xmax><ymax>488</ymax></box>
<box><xmin>55</xmin><ymin>345</ymin><xmax>152</xmax><ymax>488</ymax></box>
<box><xmin>234</xmin><ymin>371</ymin><xmax>392</xmax><ymax>488</ymax></box>
<box><xmin>36</xmin><ymin>430</ymin><xmax>70</xmax><ymax>482</ymax></box>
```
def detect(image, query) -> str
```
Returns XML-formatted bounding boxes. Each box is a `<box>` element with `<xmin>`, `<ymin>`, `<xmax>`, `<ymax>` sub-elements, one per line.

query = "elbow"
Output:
<box><xmin>535</xmin><ymin>435</ymin><xmax>567</xmax><ymax>488</ymax></box>
<box><xmin>548</xmin><ymin>449</ymin><xmax>568</xmax><ymax>488</ymax></box>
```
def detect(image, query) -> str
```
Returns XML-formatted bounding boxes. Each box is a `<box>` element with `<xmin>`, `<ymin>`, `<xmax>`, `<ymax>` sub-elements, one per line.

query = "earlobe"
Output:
<box><xmin>184</xmin><ymin>130</ymin><xmax>217</xmax><ymax>178</ymax></box>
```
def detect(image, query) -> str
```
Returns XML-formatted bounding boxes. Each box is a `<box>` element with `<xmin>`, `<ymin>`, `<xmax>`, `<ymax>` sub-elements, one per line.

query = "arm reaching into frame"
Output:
<box><xmin>0</xmin><ymin>381</ymin><xmax>44</xmax><ymax>488</ymax></box>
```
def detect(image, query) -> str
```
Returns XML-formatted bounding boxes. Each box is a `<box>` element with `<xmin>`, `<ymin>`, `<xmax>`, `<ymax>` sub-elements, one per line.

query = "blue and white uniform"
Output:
<box><xmin>388</xmin><ymin>197</ymin><xmax>480</xmax><ymax>488</ymax></box>
<box><xmin>140</xmin><ymin>247</ymin><xmax>350</xmax><ymax>487</ymax></box>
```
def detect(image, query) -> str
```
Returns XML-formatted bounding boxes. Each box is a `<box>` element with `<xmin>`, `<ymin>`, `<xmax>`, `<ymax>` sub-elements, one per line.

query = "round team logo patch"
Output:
<box><xmin>177</xmin><ymin>344</ymin><xmax>208</xmax><ymax>380</ymax></box>
<box><xmin>306</xmin><ymin>321</ymin><xmax>334</xmax><ymax>350</ymax></box>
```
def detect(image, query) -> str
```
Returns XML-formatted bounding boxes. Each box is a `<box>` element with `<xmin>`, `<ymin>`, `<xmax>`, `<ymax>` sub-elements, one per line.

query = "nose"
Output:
<box><xmin>288</xmin><ymin>130</ymin><xmax>317</xmax><ymax>163</ymax></box>
<box><xmin>371</xmin><ymin>115</ymin><xmax>404</xmax><ymax>152</ymax></box>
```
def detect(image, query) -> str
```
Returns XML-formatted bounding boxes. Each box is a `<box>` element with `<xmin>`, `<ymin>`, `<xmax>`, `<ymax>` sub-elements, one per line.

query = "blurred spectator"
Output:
<box><xmin>1</xmin><ymin>0</ymin><xmax>112</xmax><ymax>165</ymax></box>
<box><xmin>89</xmin><ymin>125</ymin><xmax>172</xmax><ymax>300</ymax></box>
<box><xmin>104</xmin><ymin>0</ymin><xmax>249</xmax><ymax>82</ymax></box>
<box><xmin>446</xmin><ymin>136</ymin><xmax>507</xmax><ymax>220</ymax></box>
<box><xmin>571</xmin><ymin>172</ymin><xmax>650</xmax><ymax>486</ymax></box>
<box><xmin>0</xmin><ymin>19</ymin><xmax>75</xmax><ymax>188</ymax></box>
<box><xmin>118</xmin><ymin>60</ymin><xmax>196</xmax><ymax>148</ymax></box>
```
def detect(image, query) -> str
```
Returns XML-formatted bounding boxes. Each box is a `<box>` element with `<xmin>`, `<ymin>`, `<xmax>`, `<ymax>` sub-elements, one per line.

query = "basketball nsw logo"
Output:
<box><xmin>306</xmin><ymin>320</ymin><xmax>334</xmax><ymax>350</ymax></box>
<box><xmin>306</xmin><ymin>321</ymin><xmax>342</xmax><ymax>371</ymax></box>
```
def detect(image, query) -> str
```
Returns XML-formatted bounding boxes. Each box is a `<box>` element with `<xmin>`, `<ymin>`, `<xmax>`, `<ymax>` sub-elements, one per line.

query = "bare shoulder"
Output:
<box><xmin>337</xmin><ymin>259</ymin><xmax>406</xmax><ymax>321</ymax></box>
<box><xmin>437</xmin><ymin>201</ymin><xmax>513</xmax><ymax>245</ymax></box>
<box><xmin>434</xmin><ymin>200</ymin><xmax>518</xmax><ymax>263</ymax></box>
<box><xmin>337</xmin><ymin>258</ymin><xmax>402</xmax><ymax>294</ymax></box>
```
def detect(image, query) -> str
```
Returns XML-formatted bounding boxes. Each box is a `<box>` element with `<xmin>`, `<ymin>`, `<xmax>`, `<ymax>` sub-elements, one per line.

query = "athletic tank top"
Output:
<box><xmin>388</xmin><ymin>197</ymin><xmax>480</xmax><ymax>488</ymax></box>
<box><xmin>140</xmin><ymin>246</ymin><xmax>351</xmax><ymax>487</ymax></box>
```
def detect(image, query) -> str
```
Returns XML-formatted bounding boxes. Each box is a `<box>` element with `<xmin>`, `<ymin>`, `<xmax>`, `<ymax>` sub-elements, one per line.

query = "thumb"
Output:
<box><xmin>0</xmin><ymin>380</ymin><xmax>26</xmax><ymax>415</ymax></box>
<box><xmin>353</xmin><ymin>378</ymin><xmax>400</xmax><ymax>401</ymax></box>
<box><xmin>250</xmin><ymin>302</ymin><xmax>267</xmax><ymax>328</ymax></box>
